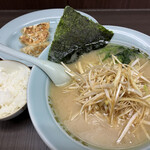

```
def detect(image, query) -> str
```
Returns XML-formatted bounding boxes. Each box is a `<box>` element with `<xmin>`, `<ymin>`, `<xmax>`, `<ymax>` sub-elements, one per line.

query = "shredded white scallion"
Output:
<box><xmin>62</xmin><ymin>55</ymin><xmax>150</xmax><ymax>143</ymax></box>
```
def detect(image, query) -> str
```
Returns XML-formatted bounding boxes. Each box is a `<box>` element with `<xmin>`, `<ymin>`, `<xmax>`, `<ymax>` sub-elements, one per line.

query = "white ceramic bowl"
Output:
<box><xmin>0</xmin><ymin>104</ymin><xmax>27</xmax><ymax>121</ymax></box>
<box><xmin>0</xmin><ymin>60</ymin><xmax>30</xmax><ymax>121</ymax></box>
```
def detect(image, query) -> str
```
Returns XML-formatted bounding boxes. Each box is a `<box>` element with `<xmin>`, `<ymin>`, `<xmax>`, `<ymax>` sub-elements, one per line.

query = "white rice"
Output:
<box><xmin>0</xmin><ymin>65</ymin><xmax>30</xmax><ymax>118</ymax></box>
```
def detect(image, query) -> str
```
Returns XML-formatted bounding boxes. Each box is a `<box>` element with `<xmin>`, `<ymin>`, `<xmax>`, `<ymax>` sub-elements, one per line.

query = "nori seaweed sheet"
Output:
<box><xmin>48</xmin><ymin>6</ymin><xmax>114</xmax><ymax>63</ymax></box>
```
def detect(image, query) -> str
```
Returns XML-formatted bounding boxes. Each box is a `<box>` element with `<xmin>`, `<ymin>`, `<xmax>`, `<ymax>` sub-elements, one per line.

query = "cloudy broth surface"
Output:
<box><xmin>50</xmin><ymin>46</ymin><xmax>150</xmax><ymax>149</ymax></box>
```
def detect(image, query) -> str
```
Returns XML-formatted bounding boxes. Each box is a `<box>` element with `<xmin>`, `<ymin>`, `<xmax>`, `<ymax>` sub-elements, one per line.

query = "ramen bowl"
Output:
<box><xmin>27</xmin><ymin>25</ymin><xmax>150</xmax><ymax>150</ymax></box>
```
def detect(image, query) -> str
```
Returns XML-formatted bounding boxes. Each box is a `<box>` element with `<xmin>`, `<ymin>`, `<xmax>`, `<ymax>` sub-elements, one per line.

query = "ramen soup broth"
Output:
<box><xmin>50</xmin><ymin>45</ymin><xmax>150</xmax><ymax>149</ymax></box>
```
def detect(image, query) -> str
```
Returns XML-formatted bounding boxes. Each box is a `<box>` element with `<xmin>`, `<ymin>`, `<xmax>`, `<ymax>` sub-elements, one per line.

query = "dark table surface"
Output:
<box><xmin>0</xmin><ymin>9</ymin><xmax>150</xmax><ymax>150</ymax></box>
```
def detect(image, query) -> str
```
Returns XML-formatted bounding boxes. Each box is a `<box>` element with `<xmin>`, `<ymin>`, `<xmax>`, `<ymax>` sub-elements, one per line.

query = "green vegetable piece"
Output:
<box><xmin>144</xmin><ymin>84</ymin><xmax>149</xmax><ymax>94</ymax></box>
<box><xmin>99</xmin><ymin>44</ymin><xmax>143</xmax><ymax>64</ymax></box>
<box><xmin>48</xmin><ymin>6</ymin><xmax>114</xmax><ymax>63</ymax></box>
